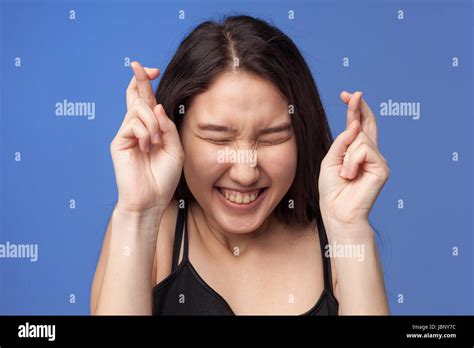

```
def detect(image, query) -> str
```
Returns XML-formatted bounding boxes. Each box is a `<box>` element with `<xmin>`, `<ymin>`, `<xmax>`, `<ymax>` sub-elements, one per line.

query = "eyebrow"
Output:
<box><xmin>197</xmin><ymin>122</ymin><xmax>292</xmax><ymax>135</ymax></box>
<box><xmin>197</xmin><ymin>123</ymin><xmax>237</xmax><ymax>133</ymax></box>
<box><xmin>259</xmin><ymin>123</ymin><xmax>292</xmax><ymax>135</ymax></box>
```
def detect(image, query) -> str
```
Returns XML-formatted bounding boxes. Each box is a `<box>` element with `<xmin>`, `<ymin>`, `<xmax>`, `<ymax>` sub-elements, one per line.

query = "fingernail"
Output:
<box><xmin>340</xmin><ymin>166</ymin><xmax>348</xmax><ymax>177</ymax></box>
<box><xmin>152</xmin><ymin>132</ymin><xmax>160</xmax><ymax>144</ymax></box>
<box><xmin>343</xmin><ymin>152</ymin><xmax>350</xmax><ymax>167</ymax></box>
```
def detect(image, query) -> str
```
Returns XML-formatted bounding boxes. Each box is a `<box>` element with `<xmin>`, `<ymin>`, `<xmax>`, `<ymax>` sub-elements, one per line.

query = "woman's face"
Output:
<box><xmin>181</xmin><ymin>71</ymin><xmax>297</xmax><ymax>234</ymax></box>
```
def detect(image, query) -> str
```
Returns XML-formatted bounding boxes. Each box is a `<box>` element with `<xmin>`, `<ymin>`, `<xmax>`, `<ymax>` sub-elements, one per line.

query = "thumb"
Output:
<box><xmin>324</xmin><ymin>120</ymin><xmax>361</xmax><ymax>167</ymax></box>
<box><xmin>153</xmin><ymin>104</ymin><xmax>184</xmax><ymax>153</ymax></box>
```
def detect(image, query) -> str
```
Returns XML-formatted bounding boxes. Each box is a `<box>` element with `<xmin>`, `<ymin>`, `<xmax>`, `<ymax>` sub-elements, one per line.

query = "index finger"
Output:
<box><xmin>130</xmin><ymin>61</ymin><xmax>158</xmax><ymax>107</ymax></box>
<box><xmin>341</xmin><ymin>91</ymin><xmax>363</xmax><ymax>129</ymax></box>
<box><xmin>126</xmin><ymin>66</ymin><xmax>160</xmax><ymax>110</ymax></box>
<box><xmin>341</xmin><ymin>91</ymin><xmax>378</xmax><ymax>147</ymax></box>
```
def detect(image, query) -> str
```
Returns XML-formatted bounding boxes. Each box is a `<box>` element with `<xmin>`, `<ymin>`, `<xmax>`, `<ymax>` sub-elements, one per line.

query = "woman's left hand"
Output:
<box><xmin>318</xmin><ymin>91</ymin><xmax>390</xmax><ymax>234</ymax></box>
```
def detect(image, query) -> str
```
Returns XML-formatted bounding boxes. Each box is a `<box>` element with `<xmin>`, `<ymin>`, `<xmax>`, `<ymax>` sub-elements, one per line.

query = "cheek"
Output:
<box><xmin>258</xmin><ymin>141</ymin><xmax>297</xmax><ymax>185</ymax></box>
<box><xmin>183</xmin><ymin>140</ymin><xmax>226</xmax><ymax>188</ymax></box>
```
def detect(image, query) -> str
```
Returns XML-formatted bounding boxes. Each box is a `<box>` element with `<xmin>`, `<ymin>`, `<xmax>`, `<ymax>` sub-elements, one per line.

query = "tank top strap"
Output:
<box><xmin>316</xmin><ymin>214</ymin><xmax>335</xmax><ymax>294</ymax></box>
<box><xmin>171</xmin><ymin>203</ymin><xmax>189</xmax><ymax>272</ymax></box>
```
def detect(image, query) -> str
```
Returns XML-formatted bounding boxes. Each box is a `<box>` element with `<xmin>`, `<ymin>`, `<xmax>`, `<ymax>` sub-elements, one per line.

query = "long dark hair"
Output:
<box><xmin>155</xmin><ymin>15</ymin><xmax>334</xmax><ymax>226</ymax></box>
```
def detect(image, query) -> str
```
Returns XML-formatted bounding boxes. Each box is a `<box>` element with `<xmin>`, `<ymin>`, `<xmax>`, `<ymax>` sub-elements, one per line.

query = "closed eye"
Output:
<box><xmin>260</xmin><ymin>140</ymin><xmax>283</xmax><ymax>145</ymax></box>
<box><xmin>259</xmin><ymin>135</ymin><xmax>293</xmax><ymax>146</ymax></box>
<box><xmin>205</xmin><ymin>138</ymin><xmax>232</xmax><ymax>145</ymax></box>
<box><xmin>205</xmin><ymin>137</ymin><xmax>292</xmax><ymax>145</ymax></box>
<box><xmin>202</xmin><ymin>134</ymin><xmax>292</xmax><ymax>146</ymax></box>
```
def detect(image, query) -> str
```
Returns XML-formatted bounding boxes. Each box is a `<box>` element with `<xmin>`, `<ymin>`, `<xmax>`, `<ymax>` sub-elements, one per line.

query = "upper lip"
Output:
<box><xmin>215</xmin><ymin>186</ymin><xmax>267</xmax><ymax>194</ymax></box>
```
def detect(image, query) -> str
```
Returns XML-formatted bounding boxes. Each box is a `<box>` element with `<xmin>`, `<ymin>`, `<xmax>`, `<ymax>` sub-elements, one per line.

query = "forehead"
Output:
<box><xmin>187</xmin><ymin>71</ymin><xmax>289</xmax><ymax>127</ymax></box>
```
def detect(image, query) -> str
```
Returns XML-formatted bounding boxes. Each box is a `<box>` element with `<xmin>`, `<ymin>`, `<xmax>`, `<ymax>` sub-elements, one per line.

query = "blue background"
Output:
<box><xmin>0</xmin><ymin>0</ymin><xmax>472</xmax><ymax>315</ymax></box>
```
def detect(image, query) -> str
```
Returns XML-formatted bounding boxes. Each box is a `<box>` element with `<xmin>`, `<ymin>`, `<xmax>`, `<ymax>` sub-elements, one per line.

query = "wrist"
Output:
<box><xmin>114</xmin><ymin>202</ymin><xmax>164</xmax><ymax>220</ymax></box>
<box><xmin>112</xmin><ymin>204</ymin><xmax>163</xmax><ymax>240</ymax></box>
<box><xmin>322</xmin><ymin>217</ymin><xmax>375</xmax><ymax>245</ymax></box>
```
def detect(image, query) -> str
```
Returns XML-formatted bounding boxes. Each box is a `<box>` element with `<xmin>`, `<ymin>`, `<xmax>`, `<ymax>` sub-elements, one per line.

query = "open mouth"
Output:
<box><xmin>215</xmin><ymin>187</ymin><xmax>268</xmax><ymax>205</ymax></box>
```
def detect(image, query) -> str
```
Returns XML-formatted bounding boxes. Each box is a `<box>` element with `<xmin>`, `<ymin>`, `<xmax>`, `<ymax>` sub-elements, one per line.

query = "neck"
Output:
<box><xmin>189</xmin><ymin>202</ymin><xmax>284</xmax><ymax>257</ymax></box>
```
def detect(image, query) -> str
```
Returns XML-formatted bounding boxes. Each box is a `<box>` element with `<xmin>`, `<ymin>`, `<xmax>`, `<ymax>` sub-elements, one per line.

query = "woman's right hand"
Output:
<box><xmin>110</xmin><ymin>61</ymin><xmax>184</xmax><ymax>215</ymax></box>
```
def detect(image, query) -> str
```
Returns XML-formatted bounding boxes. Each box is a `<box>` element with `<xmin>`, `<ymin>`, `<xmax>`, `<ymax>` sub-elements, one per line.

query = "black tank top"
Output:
<box><xmin>152</xmin><ymin>204</ymin><xmax>339</xmax><ymax>315</ymax></box>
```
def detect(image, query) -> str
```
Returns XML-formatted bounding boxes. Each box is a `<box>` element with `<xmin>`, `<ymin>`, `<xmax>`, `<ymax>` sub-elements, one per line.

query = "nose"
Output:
<box><xmin>228</xmin><ymin>161</ymin><xmax>260</xmax><ymax>187</ymax></box>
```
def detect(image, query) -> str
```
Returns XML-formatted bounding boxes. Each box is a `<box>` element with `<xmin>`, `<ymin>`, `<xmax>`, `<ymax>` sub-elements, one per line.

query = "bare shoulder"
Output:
<box><xmin>152</xmin><ymin>199</ymin><xmax>180</xmax><ymax>287</ymax></box>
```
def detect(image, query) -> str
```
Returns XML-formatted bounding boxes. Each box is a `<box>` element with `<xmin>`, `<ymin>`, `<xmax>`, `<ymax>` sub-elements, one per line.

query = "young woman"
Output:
<box><xmin>91</xmin><ymin>15</ymin><xmax>390</xmax><ymax>315</ymax></box>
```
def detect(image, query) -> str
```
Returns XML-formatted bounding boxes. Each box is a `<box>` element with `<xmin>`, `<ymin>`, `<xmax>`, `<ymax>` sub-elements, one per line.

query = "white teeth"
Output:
<box><xmin>218</xmin><ymin>188</ymin><xmax>262</xmax><ymax>205</ymax></box>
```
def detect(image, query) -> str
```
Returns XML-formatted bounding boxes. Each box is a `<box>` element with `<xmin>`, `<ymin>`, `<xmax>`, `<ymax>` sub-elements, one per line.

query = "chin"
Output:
<box><xmin>220</xmin><ymin>216</ymin><xmax>267</xmax><ymax>234</ymax></box>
